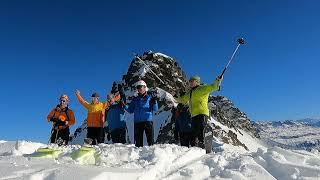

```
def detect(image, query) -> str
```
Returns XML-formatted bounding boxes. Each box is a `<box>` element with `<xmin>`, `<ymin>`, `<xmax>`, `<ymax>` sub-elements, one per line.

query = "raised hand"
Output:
<box><xmin>75</xmin><ymin>89</ymin><xmax>80</xmax><ymax>96</ymax></box>
<box><xmin>107</xmin><ymin>93</ymin><xmax>115</xmax><ymax>103</ymax></box>
<box><xmin>216</xmin><ymin>76</ymin><xmax>223</xmax><ymax>81</ymax></box>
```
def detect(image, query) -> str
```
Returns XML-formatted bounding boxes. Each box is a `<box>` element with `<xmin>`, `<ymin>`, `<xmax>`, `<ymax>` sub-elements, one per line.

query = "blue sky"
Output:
<box><xmin>1</xmin><ymin>0</ymin><xmax>320</xmax><ymax>142</ymax></box>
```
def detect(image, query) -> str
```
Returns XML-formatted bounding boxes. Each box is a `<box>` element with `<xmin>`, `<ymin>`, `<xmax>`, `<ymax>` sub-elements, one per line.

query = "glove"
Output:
<box><xmin>50</xmin><ymin>118</ymin><xmax>59</xmax><ymax>123</ymax></box>
<box><xmin>174</xmin><ymin>131</ymin><xmax>179</xmax><ymax>141</ymax></box>
<box><xmin>55</xmin><ymin>119</ymin><xmax>66</xmax><ymax>126</ymax></box>
<box><xmin>107</xmin><ymin>133</ymin><xmax>111</xmax><ymax>141</ymax></box>
<box><xmin>149</xmin><ymin>91</ymin><xmax>158</xmax><ymax>104</ymax></box>
<box><xmin>216</xmin><ymin>75</ymin><xmax>223</xmax><ymax>81</ymax></box>
<box><xmin>149</xmin><ymin>97</ymin><xmax>157</xmax><ymax>105</ymax></box>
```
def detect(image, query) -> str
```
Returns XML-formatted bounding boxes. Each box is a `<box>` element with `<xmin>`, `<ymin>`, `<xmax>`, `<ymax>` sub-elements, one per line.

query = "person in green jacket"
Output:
<box><xmin>176</xmin><ymin>75</ymin><xmax>222</xmax><ymax>153</ymax></box>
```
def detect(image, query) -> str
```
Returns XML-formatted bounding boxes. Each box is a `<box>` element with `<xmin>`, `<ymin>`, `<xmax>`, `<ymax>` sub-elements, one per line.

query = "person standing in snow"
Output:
<box><xmin>175</xmin><ymin>75</ymin><xmax>222</xmax><ymax>153</ymax></box>
<box><xmin>47</xmin><ymin>94</ymin><xmax>76</xmax><ymax>146</ymax></box>
<box><xmin>174</xmin><ymin>103</ymin><xmax>193</xmax><ymax>147</ymax></box>
<box><xmin>105</xmin><ymin>83</ymin><xmax>128</xmax><ymax>144</ymax></box>
<box><xmin>126</xmin><ymin>80</ymin><xmax>158</xmax><ymax>147</ymax></box>
<box><xmin>75</xmin><ymin>90</ymin><xmax>114</xmax><ymax>145</ymax></box>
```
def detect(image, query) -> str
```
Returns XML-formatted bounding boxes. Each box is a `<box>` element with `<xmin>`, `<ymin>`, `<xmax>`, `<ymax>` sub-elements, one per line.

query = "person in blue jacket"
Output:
<box><xmin>105</xmin><ymin>83</ymin><xmax>127</xmax><ymax>144</ymax></box>
<box><xmin>126</xmin><ymin>80</ymin><xmax>158</xmax><ymax>147</ymax></box>
<box><xmin>174</xmin><ymin>103</ymin><xmax>193</xmax><ymax>147</ymax></box>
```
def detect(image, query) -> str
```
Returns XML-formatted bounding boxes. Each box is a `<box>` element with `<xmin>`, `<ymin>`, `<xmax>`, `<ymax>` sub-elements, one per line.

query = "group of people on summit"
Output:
<box><xmin>47</xmin><ymin>75</ymin><xmax>222</xmax><ymax>153</ymax></box>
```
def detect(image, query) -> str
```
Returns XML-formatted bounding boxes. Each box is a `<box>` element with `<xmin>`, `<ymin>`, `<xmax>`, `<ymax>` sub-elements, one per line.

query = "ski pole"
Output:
<box><xmin>133</xmin><ymin>53</ymin><xmax>166</xmax><ymax>85</ymax></box>
<box><xmin>48</xmin><ymin>127</ymin><xmax>54</xmax><ymax>144</ymax></box>
<box><xmin>218</xmin><ymin>38</ymin><xmax>245</xmax><ymax>91</ymax></box>
<box><xmin>219</xmin><ymin>38</ymin><xmax>245</xmax><ymax>79</ymax></box>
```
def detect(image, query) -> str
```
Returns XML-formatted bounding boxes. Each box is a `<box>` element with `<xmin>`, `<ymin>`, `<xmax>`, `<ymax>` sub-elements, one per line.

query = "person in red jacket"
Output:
<box><xmin>47</xmin><ymin>94</ymin><xmax>76</xmax><ymax>146</ymax></box>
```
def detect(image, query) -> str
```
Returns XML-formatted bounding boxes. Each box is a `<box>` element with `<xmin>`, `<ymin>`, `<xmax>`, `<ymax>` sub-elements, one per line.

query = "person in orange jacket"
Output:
<box><xmin>76</xmin><ymin>90</ymin><xmax>116</xmax><ymax>145</ymax></box>
<box><xmin>47</xmin><ymin>94</ymin><xmax>76</xmax><ymax>146</ymax></box>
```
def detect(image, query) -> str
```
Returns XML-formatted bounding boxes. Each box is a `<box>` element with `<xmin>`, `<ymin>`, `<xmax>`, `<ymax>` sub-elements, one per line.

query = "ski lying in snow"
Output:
<box><xmin>32</xmin><ymin>147</ymin><xmax>62</xmax><ymax>158</ymax></box>
<box><xmin>204</xmin><ymin>121</ymin><xmax>214</xmax><ymax>154</ymax></box>
<box><xmin>71</xmin><ymin>146</ymin><xmax>96</xmax><ymax>165</ymax></box>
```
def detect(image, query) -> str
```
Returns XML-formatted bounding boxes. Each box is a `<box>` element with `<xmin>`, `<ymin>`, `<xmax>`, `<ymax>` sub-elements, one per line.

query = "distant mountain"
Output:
<box><xmin>294</xmin><ymin>118</ymin><xmax>320</xmax><ymax>127</ymax></box>
<box><xmin>256</xmin><ymin>119</ymin><xmax>320</xmax><ymax>151</ymax></box>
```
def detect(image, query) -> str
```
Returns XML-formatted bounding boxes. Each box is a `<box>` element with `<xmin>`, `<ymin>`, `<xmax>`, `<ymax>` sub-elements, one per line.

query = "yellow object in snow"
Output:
<box><xmin>71</xmin><ymin>146</ymin><xmax>96</xmax><ymax>165</ymax></box>
<box><xmin>33</xmin><ymin>147</ymin><xmax>62</xmax><ymax>158</ymax></box>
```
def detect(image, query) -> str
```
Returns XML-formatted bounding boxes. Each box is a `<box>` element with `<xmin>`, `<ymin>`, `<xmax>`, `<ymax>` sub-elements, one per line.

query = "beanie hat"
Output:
<box><xmin>60</xmin><ymin>94</ymin><xmax>69</xmax><ymax>101</ymax></box>
<box><xmin>189</xmin><ymin>75</ymin><xmax>201</xmax><ymax>84</ymax></box>
<box><xmin>91</xmin><ymin>92</ymin><xmax>100</xmax><ymax>97</ymax></box>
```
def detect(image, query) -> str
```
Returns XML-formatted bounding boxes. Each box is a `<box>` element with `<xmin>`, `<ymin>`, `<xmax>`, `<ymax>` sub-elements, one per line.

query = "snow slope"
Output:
<box><xmin>1</xmin><ymin>139</ymin><xmax>320</xmax><ymax>180</ymax></box>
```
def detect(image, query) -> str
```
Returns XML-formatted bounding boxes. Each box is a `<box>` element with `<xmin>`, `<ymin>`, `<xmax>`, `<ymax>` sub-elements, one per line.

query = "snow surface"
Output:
<box><xmin>1</xmin><ymin>138</ymin><xmax>320</xmax><ymax>180</ymax></box>
<box><xmin>154</xmin><ymin>53</ymin><xmax>174</xmax><ymax>61</ymax></box>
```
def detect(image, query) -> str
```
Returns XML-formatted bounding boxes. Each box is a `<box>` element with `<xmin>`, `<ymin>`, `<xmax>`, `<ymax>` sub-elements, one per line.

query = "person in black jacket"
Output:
<box><xmin>174</xmin><ymin>103</ymin><xmax>193</xmax><ymax>147</ymax></box>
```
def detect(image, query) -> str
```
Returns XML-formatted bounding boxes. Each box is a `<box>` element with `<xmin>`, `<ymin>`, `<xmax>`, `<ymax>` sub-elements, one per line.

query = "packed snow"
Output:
<box><xmin>1</xmin><ymin>137</ymin><xmax>320</xmax><ymax>179</ymax></box>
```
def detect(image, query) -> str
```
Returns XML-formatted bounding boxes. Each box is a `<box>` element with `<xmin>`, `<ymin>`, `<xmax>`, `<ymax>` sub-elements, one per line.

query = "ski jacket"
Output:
<box><xmin>76</xmin><ymin>94</ymin><xmax>110</xmax><ymax>127</ymax></box>
<box><xmin>126</xmin><ymin>93</ymin><xmax>158</xmax><ymax>123</ymax></box>
<box><xmin>106</xmin><ymin>102</ymin><xmax>127</xmax><ymax>131</ymax></box>
<box><xmin>47</xmin><ymin>105</ymin><xmax>75</xmax><ymax>129</ymax></box>
<box><xmin>175</xmin><ymin>106</ymin><xmax>192</xmax><ymax>133</ymax></box>
<box><xmin>176</xmin><ymin>79</ymin><xmax>221</xmax><ymax>117</ymax></box>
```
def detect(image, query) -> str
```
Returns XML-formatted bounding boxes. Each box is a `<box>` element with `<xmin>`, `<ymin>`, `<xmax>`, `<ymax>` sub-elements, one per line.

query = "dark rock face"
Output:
<box><xmin>209</xmin><ymin>96</ymin><xmax>259</xmax><ymax>138</ymax></box>
<box><xmin>71</xmin><ymin>51</ymin><xmax>259</xmax><ymax>150</ymax></box>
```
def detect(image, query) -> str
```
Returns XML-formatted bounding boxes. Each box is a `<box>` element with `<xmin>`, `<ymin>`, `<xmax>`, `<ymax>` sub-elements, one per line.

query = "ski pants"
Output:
<box><xmin>87</xmin><ymin>127</ymin><xmax>105</xmax><ymax>145</ymax></box>
<box><xmin>111</xmin><ymin>127</ymin><xmax>127</xmax><ymax>144</ymax></box>
<box><xmin>134</xmin><ymin>121</ymin><xmax>154</xmax><ymax>147</ymax></box>
<box><xmin>191</xmin><ymin>114</ymin><xmax>208</xmax><ymax>149</ymax></box>
<box><xmin>179</xmin><ymin>132</ymin><xmax>193</xmax><ymax>147</ymax></box>
<box><xmin>50</xmin><ymin>127</ymin><xmax>70</xmax><ymax>146</ymax></box>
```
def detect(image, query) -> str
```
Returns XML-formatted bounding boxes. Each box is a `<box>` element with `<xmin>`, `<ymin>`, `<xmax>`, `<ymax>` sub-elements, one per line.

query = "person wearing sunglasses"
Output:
<box><xmin>76</xmin><ymin>90</ymin><xmax>114</xmax><ymax>145</ymax></box>
<box><xmin>126</xmin><ymin>80</ymin><xmax>158</xmax><ymax>147</ymax></box>
<box><xmin>175</xmin><ymin>75</ymin><xmax>222</xmax><ymax>153</ymax></box>
<box><xmin>47</xmin><ymin>94</ymin><xmax>76</xmax><ymax>146</ymax></box>
<box><xmin>104</xmin><ymin>83</ymin><xmax>127</xmax><ymax>144</ymax></box>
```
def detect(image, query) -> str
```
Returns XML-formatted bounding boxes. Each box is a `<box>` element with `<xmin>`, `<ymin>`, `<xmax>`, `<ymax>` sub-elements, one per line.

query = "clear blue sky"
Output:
<box><xmin>1</xmin><ymin>0</ymin><xmax>320</xmax><ymax>142</ymax></box>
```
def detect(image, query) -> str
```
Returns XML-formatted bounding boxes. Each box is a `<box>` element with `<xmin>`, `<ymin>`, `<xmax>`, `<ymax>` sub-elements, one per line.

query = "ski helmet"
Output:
<box><xmin>135</xmin><ymin>80</ymin><xmax>148</xmax><ymax>91</ymax></box>
<box><xmin>135</xmin><ymin>80</ymin><xmax>147</xmax><ymax>88</ymax></box>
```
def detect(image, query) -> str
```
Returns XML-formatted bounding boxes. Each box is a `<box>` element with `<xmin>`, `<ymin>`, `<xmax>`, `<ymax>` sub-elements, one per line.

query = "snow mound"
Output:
<box><xmin>0</xmin><ymin>140</ymin><xmax>43</xmax><ymax>156</ymax></box>
<box><xmin>1</xmin><ymin>140</ymin><xmax>320</xmax><ymax>179</ymax></box>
